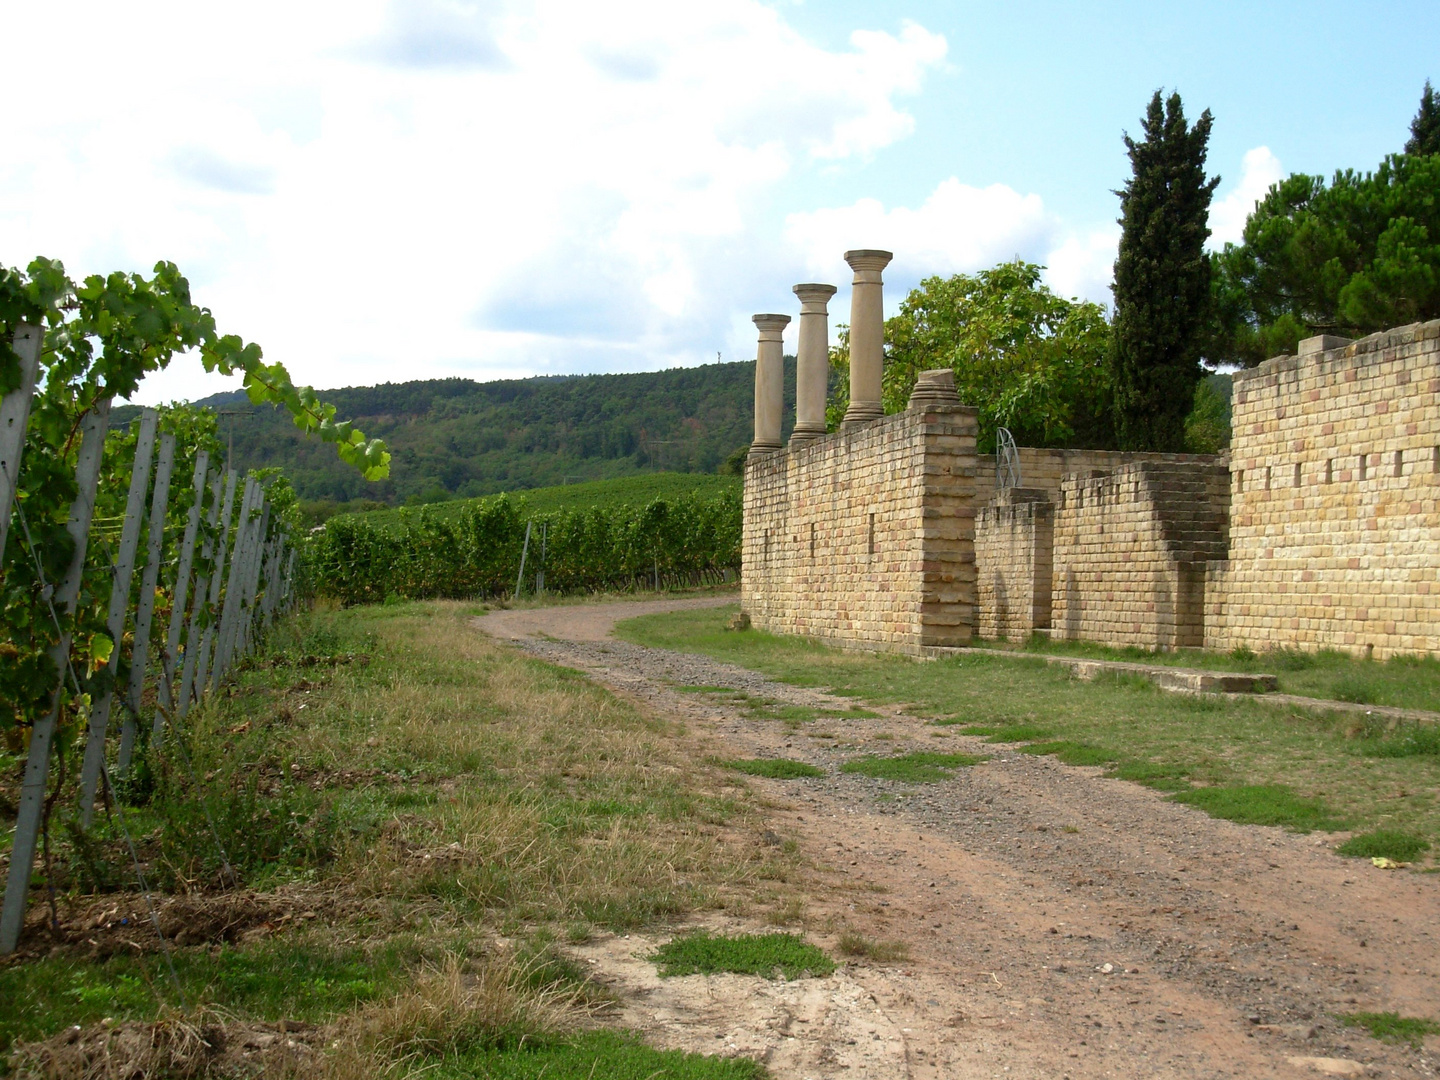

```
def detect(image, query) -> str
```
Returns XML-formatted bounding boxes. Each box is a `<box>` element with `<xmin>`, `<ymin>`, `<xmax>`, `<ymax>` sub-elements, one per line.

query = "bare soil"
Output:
<box><xmin>475</xmin><ymin>598</ymin><xmax>1440</xmax><ymax>1080</ymax></box>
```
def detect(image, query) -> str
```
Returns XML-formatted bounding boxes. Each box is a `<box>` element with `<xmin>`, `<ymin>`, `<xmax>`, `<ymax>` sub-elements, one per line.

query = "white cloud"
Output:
<box><xmin>784</xmin><ymin>178</ymin><xmax>1052</xmax><ymax>279</ymax></box>
<box><xmin>1043</xmin><ymin>226</ymin><xmax>1119</xmax><ymax>308</ymax></box>
<box><xmin>1208</xmin><ymin>146</ymin><xmax>1284</xmax><ymax>249</ymax></box>
<box><xmin>781</xmin><ymin>179</ymin><xmax>1118</xmax><ymax>320</ymax></box>
<box><xmin>0</xmin><ymin>0</ymin><xmax>947</xmax><ymax>403</ymax></box>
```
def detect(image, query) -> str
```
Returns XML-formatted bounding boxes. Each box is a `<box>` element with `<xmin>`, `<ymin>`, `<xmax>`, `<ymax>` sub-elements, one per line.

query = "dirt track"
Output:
<box><xmin>475</xmin><ymin>598</ymin><xmax>1440</xmax><ymax>1080</ymax></box>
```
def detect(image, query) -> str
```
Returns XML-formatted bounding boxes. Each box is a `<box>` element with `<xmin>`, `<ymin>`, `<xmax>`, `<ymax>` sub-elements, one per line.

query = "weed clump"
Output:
<box><xmin>837</xmin><ymin>932</ymin><xmax>910</xmax><ymax>962</ymax></box>
<box><xmin>652</xmin><ymin>930</ymin><xmax>834</xmax><ymax>979</ymax></box>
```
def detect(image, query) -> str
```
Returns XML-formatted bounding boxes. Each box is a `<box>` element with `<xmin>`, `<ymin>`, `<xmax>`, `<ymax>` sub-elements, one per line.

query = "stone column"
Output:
<box><xmin>751</xmin><ymin>313</ymin><xmax>790</xmax><ymax>454</ymax></box>
<box><xmin>790</xmin><ymin>283</ymin><xmax>837</xmax><ymax>446</ymax></box>
<box><xmin>841</xmin><ymin>249</ymin><xmax>892</xmax><ymax>427</ymax></box>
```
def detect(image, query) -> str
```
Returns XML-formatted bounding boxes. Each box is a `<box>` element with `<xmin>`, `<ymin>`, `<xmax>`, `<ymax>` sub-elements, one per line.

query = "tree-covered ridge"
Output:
<box><xmin>115</xmin><ymin>359</ymin><xmax>792</xmax><ymax>506</ymax></box>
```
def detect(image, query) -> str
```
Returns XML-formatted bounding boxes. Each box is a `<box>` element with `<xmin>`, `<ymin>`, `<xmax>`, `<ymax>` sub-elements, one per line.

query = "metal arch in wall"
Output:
<box><xmin>996</xmin><ymin>427</ymin><xmax>1021</xmax><ymax>492</ymax></box>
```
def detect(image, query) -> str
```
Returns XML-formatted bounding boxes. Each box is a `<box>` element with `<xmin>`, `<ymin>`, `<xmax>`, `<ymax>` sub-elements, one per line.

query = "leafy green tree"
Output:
<box><xmin>825</xmin><ymin>261</ymin><xmax>1112</xmax><ymax>453</ymax></box>
<box><xmin>1109</xmin><ymin>91</ymin><xmax>1220</xmax><ymax>451</ymax></box>
<box><xmin>1407</xmin><ymin>79</ymin><xmax>1440</xmax><ymax>157</ymax></box>
<box><xmin>1209</xmin><ymin>152</ymin><xmax>1440</xmax><ymax>364</ymax></box>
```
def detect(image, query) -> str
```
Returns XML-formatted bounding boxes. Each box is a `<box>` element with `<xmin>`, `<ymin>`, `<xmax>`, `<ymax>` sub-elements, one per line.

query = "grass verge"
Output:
<box><xmin>652</xmin><ymin>931</ymin><xmax>835</xmax><ymax>979</ymax></box>
<box><xmin>970</xmin><ymin>634</ymin><xmax>1440</xmax><ymax>713</ymax></box>
<box><xmin>615</xmin><ymin>605</ymin><xmax>1440</xmax><ymax>860</ymax></box>
<box><xmin>0</xmin><ymin>601</ymin><xmax>798</xmax><ymax>1075</ymax></box>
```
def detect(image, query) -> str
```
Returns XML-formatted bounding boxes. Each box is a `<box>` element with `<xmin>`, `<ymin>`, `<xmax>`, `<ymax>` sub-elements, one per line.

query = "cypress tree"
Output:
<box><xmin>1405</xmin><ymin>79</ymin><xmax>1440</xmax><ymax>156</ymax></box>
<box><xmin>1110</xmin><ymin>90</ymin><xmax>1220</xmax><ymax>451</ymax></box>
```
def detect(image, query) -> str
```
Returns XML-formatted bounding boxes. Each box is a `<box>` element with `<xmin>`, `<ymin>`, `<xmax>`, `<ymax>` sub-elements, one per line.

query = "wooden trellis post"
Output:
<box><xmin>194</xmin><ymin>469</ymin><xmax>239</xmax><ymax>697</ymax></box>
<box><xmin>212</xmin><ymin>479</ymin><xmax>258</xmax><ymax>686</ymax></box>
<box><xmin>78</xmin><ymin>408</ymin><xmax>159</xmax><ymax>825</ymax></box>
<box><xmin>177</xmin><ymin>467</ymin><xmax>226</xmax><ymax>720</ymax></box>
<box><xmin>1</xmin><ymin>398</ymin><xmax>113</xmax><ymax>954</ymax></box>
<box><xmin>0</xmin><ymin>323</ymin><xmax>42</xmax><ymax>564</ymax></box>
<box><xmin>154</xmin><ymin>451</ymin><xmax>210</xmax><ymax>745</ymax></box>
<box><xmin>117</xmin><ymin>432</ymin><xmax>176</xmax><ymax>775</ymax></box>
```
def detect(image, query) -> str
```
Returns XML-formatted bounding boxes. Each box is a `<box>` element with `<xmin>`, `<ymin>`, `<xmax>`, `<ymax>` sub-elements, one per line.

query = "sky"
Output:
<box><xmin>2</xmin><ymin>1</ymin><xmax>1436</xmax><ymax>405</ymax></box>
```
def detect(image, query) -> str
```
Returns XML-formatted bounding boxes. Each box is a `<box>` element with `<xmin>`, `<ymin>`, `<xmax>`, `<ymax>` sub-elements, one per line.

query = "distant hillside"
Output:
<box><xmin>341</xmin><ymin>472</ymin><xmax>740</xmax><ymax>535</ymax></box>
<box><xmin>115</xmin><ymin>359</ymin><xmax>794</xmax><ymax>505</ymax></box>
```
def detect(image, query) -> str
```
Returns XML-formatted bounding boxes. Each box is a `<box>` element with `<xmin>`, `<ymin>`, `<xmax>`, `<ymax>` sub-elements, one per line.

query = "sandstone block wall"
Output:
<box><xmin>742</xmin><ymin>403</ymin><xmax>978</xmax><ymax>652</ymax></box>
<box><xmin>1207</xmin><ymin>320</ymin><xmax>1440</xmax><ymax>658</ymax></box>
<box><xmin>1052</xmin><ymin>462</ymin><xmax>1229</xmax><ymax>650</ymax></box>
<box><xmin>975</xmin><ymin>488</ymin><xmax>1053</xmax><ymax>641</ymax></box>
<box><xmin>976</xmin><ymin>448</ymin><xmax>1227</xmax><ymax>508</ymax></box>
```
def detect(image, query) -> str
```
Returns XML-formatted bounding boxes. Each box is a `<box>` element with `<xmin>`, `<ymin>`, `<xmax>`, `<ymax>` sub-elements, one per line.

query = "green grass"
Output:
<box><xmin>0</xmin><ymin>602</ymin><xmax>803</xmax><ymax>1072</ymax></box>
<box><xmin>1337</xmin><ymin>1011</ymin><xmax>1440</xmax><ymax>1048</ymax></box>
<box><xmin>1167</xmin><ymin>784</ymin><xmax>1346</xmax><ymax>832</ymax></box>
<box><xmin>840</xmin><ymin>751</ymin><xmax>986</xmax><ymax>783</ymax></box>
<box><xmin>1016</xmin><ymin>741</ymin><xmax>1117</xmax><ymax>766</ymax></box>
<box><xmin>615</xmin><ymin>605</ymin><xmax>1440</xmax><ymax>857</ymax></box>
<box><xmin>0</xmin><ymin>936</ymin><xmax>408</xmax><ymax>1056</ymax></box>
<box><xmin>338</xmin><ymin>473</ymin><xmax>741</xmax><ymax>535</ymax></box>
<box><xmin>438</xmin><ymin>1030</ymin><xmax>768</xmax><ymax>1078</ymax></box>
<box><xmin>972</xmin><ymin>633</ymin><xmax>1440</xmax><ymax>712</ymax></box>
<box><xmin>721</xmin><ymin>758</ymin><xmax>826</xmax><ymax>779</ymax></box>
<box><xmin>651</xmin><ymin>931</ymin><xmax>835</xmax><ymax>979</ymax></box>
<box><xmin>1336</xmin><ymin>829</ymin><xmax>1432</xmax><ymax>861</ymax></box>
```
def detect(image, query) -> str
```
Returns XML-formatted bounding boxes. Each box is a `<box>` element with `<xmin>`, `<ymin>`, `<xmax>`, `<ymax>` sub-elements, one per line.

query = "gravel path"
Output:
<box><xmin>473</xmin><ymin>600</ymin><xmax>1440</xmax><ymax>1080</ymax></box>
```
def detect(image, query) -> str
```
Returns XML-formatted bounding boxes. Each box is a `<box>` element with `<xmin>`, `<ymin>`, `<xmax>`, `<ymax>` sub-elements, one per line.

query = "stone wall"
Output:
<box><xmin>1206</xmin><ymin>321</ymin><xmax>1440</xmax><ymax>658</ymax></box>
<box><xmin>975</xmin><ymin>488</ymin><xmax>1053</xmax><ymax>641</ymax></box>
<box><xmin>976</xmin><ymin>448</ymin><xmax>1227</xmax><ymax>506</ymax></box>
<box><xmin>1052</xmin><ymin>462</ymin><xmax>1230</xmax><ymax>650</ymax></box>
<box><xmin>742</xmin><ymin>401</ymin><xmax>978</xmax><ymax>652</ymax></box>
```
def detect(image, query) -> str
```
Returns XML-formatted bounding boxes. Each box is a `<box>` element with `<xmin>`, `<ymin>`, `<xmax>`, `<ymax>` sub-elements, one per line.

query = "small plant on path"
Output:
<box><xmin>652</xmin><ymin>931</ymin><xmax>835</xmax><ymax>979</ymax></box>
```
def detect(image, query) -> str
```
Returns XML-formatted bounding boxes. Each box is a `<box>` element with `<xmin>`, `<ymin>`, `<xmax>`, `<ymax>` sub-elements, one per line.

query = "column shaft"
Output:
<box><xmin>841</xmin><ymin>249</ymin><xmax>893</xmax><ymax>427</ymax></box>
<box><xmin>751</xmin><ymin>313</ymin><xmax>790</xmax><ymax>453</ymax></box>
<box><xmin>791</xmin><ymin>283</ymin><xmax>836</xmax><ymax>445</ymax></box>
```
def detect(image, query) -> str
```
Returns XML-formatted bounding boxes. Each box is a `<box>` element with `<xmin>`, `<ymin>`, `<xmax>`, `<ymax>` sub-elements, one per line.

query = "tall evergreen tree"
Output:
<box><xmin>1109</xmin><ymin>90</ymin><xmax>1220</xmax><ymax>451</ymax></box>
<box><xmin>1406</xmin><ymin>79</ymin><xmax>1440</xmax><ymax>156</ymax></box>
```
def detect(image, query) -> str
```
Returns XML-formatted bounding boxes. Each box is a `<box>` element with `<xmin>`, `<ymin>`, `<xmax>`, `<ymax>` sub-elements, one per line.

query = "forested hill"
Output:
<box><xmin>118</xmin><ymin>359</ymin><xmax>795</xmax><ymax>506</ymax></box>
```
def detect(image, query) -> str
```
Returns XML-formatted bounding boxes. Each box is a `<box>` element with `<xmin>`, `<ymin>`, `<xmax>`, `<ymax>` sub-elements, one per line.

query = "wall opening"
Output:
<box><xmin>809</xmin><ymin>522</ymin><xmax>816</xmax><ymax>559</ymax></box>
<box><xmin>867</xmin><ymin>513</ymin><xmax>875</xmax><ymax>557</ymax></box>
<box><xmin>1359</xmin><ymin>453</ymin><xmax>1368</xmax><ymax>481</ymax></box>
<box><xmin>1394</xmin><ymin>449</ymin><xmax>1403</xmax><ymax>478</ymax></box>
<box><xmin>1265</xmin><ymin>466</ymin><xmax>1272</xmax><ymax>490</ymax></box>
<box><xmin>1235</xmin><ymin>469</ymin><xmax>1244</xmax><ymax>493</ymax></box>
<box><xmin>1293</xmin><ymin>462</ymin><xmax>1302</xmax><ymax>488</ymax></box>
<box><xmin>1325</xmin><ymin>459</ymin><xmax>1333</xmax><ymax>484</ymax></box>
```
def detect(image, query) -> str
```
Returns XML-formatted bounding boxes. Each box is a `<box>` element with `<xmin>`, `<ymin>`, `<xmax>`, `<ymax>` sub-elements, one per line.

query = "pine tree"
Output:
<box><xmin>1110</xmin><ymin>90</ymin><xmax>1220</xmax><ymax>451</ymax></box>
<box><xmin>1405</xmin><ymin>79</ymin><xmax>1440</xmax><ymax>156</ymax></box>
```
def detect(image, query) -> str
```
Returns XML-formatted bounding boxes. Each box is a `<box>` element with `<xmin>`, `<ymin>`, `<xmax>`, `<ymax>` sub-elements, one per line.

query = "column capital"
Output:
<box><xmin>792</xmin><ymin>282</ymin><xmax>838</xmax><ymax>312</ymax></box>
<box><xmin>752</xmin><ymin>313</ymin><xmax>791</xmax><ymax>337</ymax></box>
<box><xmin>844</xmin><ymin>249</ymin><xmax>893</xmax><ymax>276</ymax></box>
